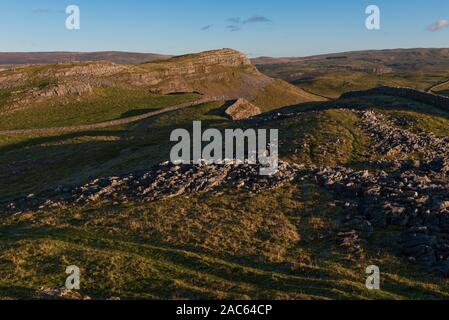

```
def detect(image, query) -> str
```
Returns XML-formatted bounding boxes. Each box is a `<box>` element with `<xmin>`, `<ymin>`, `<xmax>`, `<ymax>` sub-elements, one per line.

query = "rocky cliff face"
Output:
<box><xmin>168</xmin><ymin>48</ymin><xmax>253</xmax><ymax>68</ymax></box>
<box><xmin>120</xmin><ymin>48</ymin><xmax>261</xmax><ymax>95</ymax></box>
<box><xmin>0</xmin><ymin>48</ymin><xmax>322</xmax><ymax>113</ymax></box>
<box><xmin>5</xmin><ymin>82</ymin><xmax>94</xmax><ymax>113</ymax></box>
<box><xmin>0</xmin><ymin>49</ymin><xmax>255</xmax><ymax>89</ymax></box>
<box><xmin>2</xmin><ymin>80</ymin><xmax>95</xmax><ymax>114</ymax></box>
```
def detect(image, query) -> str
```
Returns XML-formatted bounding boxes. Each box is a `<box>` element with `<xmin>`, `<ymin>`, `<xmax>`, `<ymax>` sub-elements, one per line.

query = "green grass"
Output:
<box><xmin>1</xmin><ymin>183</ymin><xmax>449</xmax><ymax>299</ymax></box>
<box><xmin>257</xmin><ymin>49</ymin><xmax>449</xmax><ymax>99</ymax></box>
<box><xmin>276</xmin><ymin>109</ymin><xmax>369</xmax><ymax>167</ymax></box>
<box><xmin>2</xmin><ymin>95</ymin><xmax>445</xmax><ymax>203</ymax></box>
<box><xmin>290</xmin><ymin>71</ymin><xmax>448</xmax><ymax>99</ymax></box>
<box><xmin>0</xmin><ymin>100</ymin><xmax>363</xmax><ymax>205</ymax></box>
<box><xmin>0</xmin><ymin>88</ymin><xmax>12</xmax><ymax>112</ymax></box>
<box><xmin>0</xmin><ymin>89</ymin><xmax>201</xmax><ymax>131</ymax></box>
<box><xmin>376</xmin><ymin>109</ymin><xmax>449</xmax><ymax>137</ymax></box>
<box><xmin>251</xmin><ymin>79</ymin><xmax>325</xmax><ymax>112</ymax></box>
<box><xmin>0</xmin><ymin>101</ymin><xmax>229</xmax><ymax>202</ymax></box>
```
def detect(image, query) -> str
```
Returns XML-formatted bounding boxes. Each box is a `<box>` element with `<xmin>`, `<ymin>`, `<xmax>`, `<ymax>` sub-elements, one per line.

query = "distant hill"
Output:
<box><xmin>252</xmin><ymin>48</ymin><xmax>449</xmax><ymax>65</ymax></box>
<box><xmin>253</xmin><ymin>48</ymin><xmax>449</xmax><ymax>98</ymax></box>
<box><xmin>0</xmin><ymin>51</ymin><xmax>172</xmax><ymax>66</ymax></box>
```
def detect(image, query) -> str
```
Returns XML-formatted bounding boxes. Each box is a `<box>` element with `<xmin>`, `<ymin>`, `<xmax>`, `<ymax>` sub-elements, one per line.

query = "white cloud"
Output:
<box><xmin>427</xmin><ymin>19</ymin><xmax>449</xmax><ymax>32</ymax></box>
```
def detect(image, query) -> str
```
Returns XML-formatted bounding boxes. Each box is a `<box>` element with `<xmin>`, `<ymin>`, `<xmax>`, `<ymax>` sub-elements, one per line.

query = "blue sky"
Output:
<box><xmin>2</xmin><ymin>0</ymin><xmax>449</xmax><ymax>57</ymax></box>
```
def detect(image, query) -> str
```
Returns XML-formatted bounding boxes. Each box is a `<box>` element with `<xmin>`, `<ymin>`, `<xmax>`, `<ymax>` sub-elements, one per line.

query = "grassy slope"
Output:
<box><xmin>2</xmin><ymin>182</ymin><xmax>449</xmax><ymax>300</ymax></box>
<box><xmin>291</xmin><ymin>71</ymin><xmax>446</xmax><ymax>99</ymax></box>
<box><xmin>430</xmin><ymin>82</ymin><xmax>449</xmax><ymax>97</ymax></box>
<box><xmin>252</xmin><ymin>79</ymin><xmax>324</xmax><ymax>111</ymax></box>
<box><xmin>2</xmin><ymin>96</ymin><xmax>449</xmax><ymax>299</ymax></box>
<box><xmin>0</xmin><ymin>88</ymin><xmax>201</xmax><ymax>131</ymax></box>
<box><xmin>0</xmin><ymin>100</ymin><xmax>225</xmax><ymax>202</ymax></box>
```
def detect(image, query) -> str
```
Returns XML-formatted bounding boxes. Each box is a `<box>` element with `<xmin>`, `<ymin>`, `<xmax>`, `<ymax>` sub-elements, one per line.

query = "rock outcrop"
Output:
<box><xmin>35</xmin><ymin>287</ymin><xmax>120</xmax><ymax>300</ymax></box>
<box><xmin>0</xmin><ymin>48</ymin><xmax>323</xmax><ymax>114</ymax></box>
<box><xmin>35</xmin><ymin>288</ymin><xmax>91</xmax><ymax>300</ymax></box>
<box><xmin>5</xmin><ymin>160</ymin><xmax>300</xmax><ymax>214</ymax></box>
<box><xmin>4</xmin><ymin>82</ymin><xmax>94</xmax><ymax>114</ymax></box>
<box><xmin>357</xmin><ymin>110</ymin><xmax>449</xmax><ymax>159</ymax></box>
<box><xmin>314</xmin><ymin>160</ymin><xmax>449</xmax><ymax>273</ymax></box>
<box><xmin>308</xmin><ymin>109</ymin><xmax>449</xmax><ymax>273</ymax></box>
<box><xmin>128</xmin><ymin>49</ymin><xmax>264</xmax><ymax>96</ymax></box>
<box><xmin>33</xmin><ymin>82</ymin><xmax>93</xmax><ymax>98</ymax></box>
<box><xmin>0</xmin><ymin>49</ymin><xmax>257</xmax><ymax>94</ymax></box>
<box><xmin>245</xmin><ymin>106</ymin><xmax>449</xmax><ymax>275</ymax></box>
<box><xmin>225</xmin><ymin>98</ymin><xmax>261</xmax><ymax>120</ymax></box>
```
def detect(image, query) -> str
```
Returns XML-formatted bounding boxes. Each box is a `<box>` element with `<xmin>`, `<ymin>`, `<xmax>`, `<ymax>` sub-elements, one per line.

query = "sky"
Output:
<box><xmin>1</xmin><ymin>0</ymin><xmax>449</xmax><ymax>57</ymax></box>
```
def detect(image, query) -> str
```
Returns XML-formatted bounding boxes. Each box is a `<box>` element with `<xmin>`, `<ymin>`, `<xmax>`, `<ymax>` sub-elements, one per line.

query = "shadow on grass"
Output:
<box><xmin>2</xmin><ymin>224</ymin><xmax>448</xmax><ymax>299</ymax></box>
<box><xmin>0</xmin><ymin>225</ymin><xmax>349</xmax><ymax>299</ymax></box>
<box><xmin>0</xmin><ymin>130</ymin><xmax>125</xmax><ymax>153</ymax></box>
<box><xmin>264</xmin><ymin>95</ymin><xmax>449</xmax><ymax>120</ymax></box>
<box><xmin>0</xmin><ymin>286</ymin><xmax>36</xmax><ymax>299</ymax></box>
<box><xmin>0</xmin><ymin>100</ymin><xmax>239</xmax><ymax>204</ymax></box>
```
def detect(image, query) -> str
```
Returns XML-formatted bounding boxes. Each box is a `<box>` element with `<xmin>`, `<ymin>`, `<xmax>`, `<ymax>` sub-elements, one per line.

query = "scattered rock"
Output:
<box><xmin>6</xmin><ymin>160</ymin><xmax>301</xmax><ymax>214</ymax></box>
<box><xmin>225</xmin><ymin>98</ymin><xmax>261</xmax><ymax>120</ymax></box>
<box><xmin>35</xmin><ymin>288</ymin><xmax>90</xmax><ymax>300</ymax></box>
<box><xmin>357</xmin><ymin>110</ymin><xmax>449</xmax><ymax>160</ymax></box>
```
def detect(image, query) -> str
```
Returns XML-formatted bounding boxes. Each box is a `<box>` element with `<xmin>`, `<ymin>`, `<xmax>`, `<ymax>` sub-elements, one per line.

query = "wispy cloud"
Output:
<box><xmin>243</xmin><ymin>15</ymin><xmax>271</xmax><ymax>24</ymax></box>
<box><xmin>226</xmin><ymin>25</ymin><xmax>241</xmax><ymax>32</ymax></box>
<box><xmin>200</xmin><ymin>24</ymin><xmax>213</xmax><ymax>31</ymax></box>
<box><xmin>427</xmin><ymin>19</ymin><xmax>449</xmax><ymax>32</ymax></box>
<box><xmin>228</xmin><ymin>17</ymin><xmax>242</xmax><ymax>24</ymax></box>
<box><xmin>225</xmin><ymin>15</ymin><xmax>271</xmax><ymax>32</ymax></box>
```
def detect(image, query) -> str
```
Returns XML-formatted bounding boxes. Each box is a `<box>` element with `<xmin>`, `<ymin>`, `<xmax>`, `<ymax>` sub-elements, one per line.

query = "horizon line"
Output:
<box><xmin>1</xmin><ymin>46</ymin><xmax>449</xmax><ymax>60</ymax></box>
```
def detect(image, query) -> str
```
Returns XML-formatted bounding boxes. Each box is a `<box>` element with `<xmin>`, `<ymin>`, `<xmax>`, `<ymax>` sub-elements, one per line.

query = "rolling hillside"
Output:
<box><xmin>254</xmin><ymin>48</ymin><xmax>449</xmax><ymax>98</ymax></box>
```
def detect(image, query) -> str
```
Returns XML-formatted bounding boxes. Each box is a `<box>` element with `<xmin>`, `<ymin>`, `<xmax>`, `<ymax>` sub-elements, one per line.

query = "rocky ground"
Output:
<box><xmin>4</xmin><ymin>107</ymin><xmax>449</xmax><ymax>277</ymax></box>
<box><xmin>313</xmin><ymin>160</ymin><xmax>449</xmax><ymax>274</ymax></box>
<box><xmin>357</xmin><ymin>110</ymin><xmax>449</xmax><ymax>159</ymax></box>
<box><xmin>35</xmin><ymin>287</ymin><xmax>120</xmax><ymax>300</ymax></box>
<box><xmin>5</xmin><ymin>160</ymin><xmax>300</xmax><ymax>214</ymax></box>
<box><xmin>312</xmin><ymin>109</ymin><xmax>449</xmax><ymax>275</ymax></box>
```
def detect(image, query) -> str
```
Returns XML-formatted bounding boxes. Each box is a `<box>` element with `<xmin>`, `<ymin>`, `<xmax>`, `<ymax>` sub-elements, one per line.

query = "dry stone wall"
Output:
<box><xmin>340</xmin><ymin>86</ymin><xmax>449</xmax><ymax>111</ymax></box>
